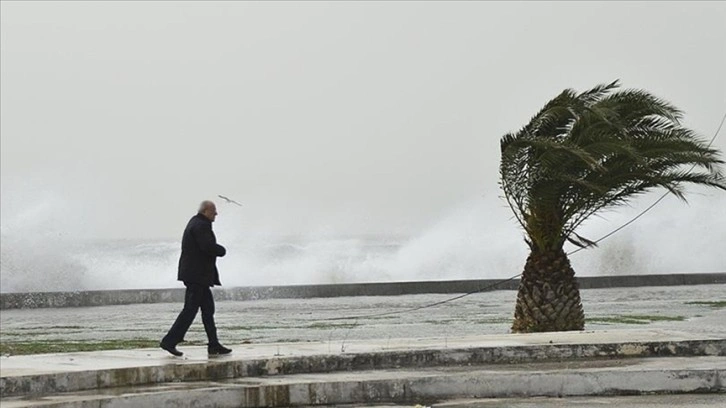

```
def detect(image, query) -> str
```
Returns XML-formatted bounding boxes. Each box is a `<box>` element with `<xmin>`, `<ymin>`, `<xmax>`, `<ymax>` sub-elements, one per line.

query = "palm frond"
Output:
<box><xmin>499</xmin><ymin>81</ymin><xmax>726</xmax><ymax>252</ymax></box>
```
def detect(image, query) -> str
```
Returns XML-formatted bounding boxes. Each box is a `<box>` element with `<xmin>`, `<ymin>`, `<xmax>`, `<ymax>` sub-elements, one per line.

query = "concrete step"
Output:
<box><xmin>2</xmin><ymin>330</ymin><xmax>725</xmax><ymax>398</ymax></box>
<box><xmin>312</xmin><ymin>394</ymin><xmax>726</xmax><ymax>408</ymax></box>
<box><xmin>0</xmin><ymin>330</ymin><xmax>726</xmax><ymax>396</ymax></box>
<box><xmin>2</xmin><ymin>357</ymin><xmax>724</xmax><ymax>407</ymax></box>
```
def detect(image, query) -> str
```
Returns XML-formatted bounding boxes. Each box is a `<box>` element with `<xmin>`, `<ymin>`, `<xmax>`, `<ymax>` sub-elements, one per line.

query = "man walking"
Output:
<box><xmin>160</xmin><ymin>200</ymin><xmax>232</xmax><ymax>356</ymax></box>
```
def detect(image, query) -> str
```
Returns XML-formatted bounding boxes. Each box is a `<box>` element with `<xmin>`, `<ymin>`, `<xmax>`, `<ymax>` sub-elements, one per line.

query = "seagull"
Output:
<box><xmin>217</xmin><ymin>195</ymin><xmax>243</xmax><ymax>207</ymax></box>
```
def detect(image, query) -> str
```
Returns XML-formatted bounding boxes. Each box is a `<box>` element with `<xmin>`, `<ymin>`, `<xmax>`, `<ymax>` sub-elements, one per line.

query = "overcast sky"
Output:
<box><xmin>2</xmin><ymin>1</ymin><xmax>725</xmax><ymax>242</ymax></box>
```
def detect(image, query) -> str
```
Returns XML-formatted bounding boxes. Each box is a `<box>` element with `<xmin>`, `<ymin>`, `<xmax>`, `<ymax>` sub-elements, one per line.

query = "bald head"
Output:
<box><xmin>198</xmin><ymin>200</ymin><xmax>218</xmax><ymax>222</ymax></box>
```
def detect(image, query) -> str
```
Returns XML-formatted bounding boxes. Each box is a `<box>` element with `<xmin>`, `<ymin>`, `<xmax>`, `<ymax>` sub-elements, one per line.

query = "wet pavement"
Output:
<box><xmin>1</xmin><ymin>285</ymin><xmax>724</xmax><ymax>348</ymax></box>
<box><xmin>364</xmin><ymin>394</ymin><xmax>726</xmax><ymax>408</ymax></box>
<box><xmin>2</xmin><ymin>330</ymin><xmax>724</xmax><ymax>405</ymax></box>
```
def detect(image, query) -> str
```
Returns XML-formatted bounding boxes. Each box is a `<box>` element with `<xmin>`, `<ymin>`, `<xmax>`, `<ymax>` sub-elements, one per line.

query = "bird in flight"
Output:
<box><xmin>217</xmin><ymin>195</ymin><xmax>242</xmax><ymax>207</ymax></box>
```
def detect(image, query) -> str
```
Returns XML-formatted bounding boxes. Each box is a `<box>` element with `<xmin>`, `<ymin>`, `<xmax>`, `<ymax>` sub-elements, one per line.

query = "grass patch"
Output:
<box><xmin>0</xmin><ymin>331</ymin><xmax>59</xmax><ymax>337</ymax></box>
<box><xmin>471</xmin><ymin>318</ymin><xmax>512</xmax><ymax>325</ymax></box>
<box><xmin>588</xmin><ymin>314</ymin><xmax>685</xmax><ymax>325</ymax></box>
<box><xmin>623</xmin><ymin>314</ymin><xmax>685</xmax><ymax>322</ymax></box>
<box><xmin>685</xmin><ymin>301</ymin><xmax>726</xmax><ymax>309</ymax></box>
<box><xmin>306</xmin><ymin>322</ymin><xmax>359</xmax><ymax>330</ymax></box>
<box><xmin>221</xmin><ymin>325</ymin><xmax>281</xmax><ymax>331</ymax></box>
<box><xmin>364</xmin><ymin>315</ymin><xmax>398</xmax><ymax>321</ymax></box>
<box><xmin>0</xmin><ymin>339</ymin><xmax>166</xmax><ymax>356</ymax></box>
<box><xmin>422</xmin><ymin>319</ymin><xmax>466</xmax><ymax>325</ymax></box>
<box><xmin>12</xmin><ymin>326</ymin><xmax>84</xmax><ymax>331</ymax></box>
<box><xmin>588</xmin><ymin>317</ymin><xmax>649</xmax><ymax>325</ymax></box>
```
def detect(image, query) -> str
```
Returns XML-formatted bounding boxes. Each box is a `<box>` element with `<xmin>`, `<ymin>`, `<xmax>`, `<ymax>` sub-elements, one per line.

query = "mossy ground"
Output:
<box><xmin>587</xmin><ymin>314</ymin><xmax>685</xmax><ymax>325</ymax></box>
<box><xmin>0</xmin><ymin>339</ymin><xmax>206</xmax><ymax>356</ymax></box>
<box><xmin>685</xmin><ymin>301</ymin><xmax>726</xmax><ymax>308</ymax></box>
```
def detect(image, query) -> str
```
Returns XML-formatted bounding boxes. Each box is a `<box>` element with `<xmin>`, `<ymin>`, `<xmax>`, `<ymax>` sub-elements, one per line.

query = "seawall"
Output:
<box><xmin>1</xmin><ymin>272</ymin><xmax>724</xmax><ymax>309</ymax></box>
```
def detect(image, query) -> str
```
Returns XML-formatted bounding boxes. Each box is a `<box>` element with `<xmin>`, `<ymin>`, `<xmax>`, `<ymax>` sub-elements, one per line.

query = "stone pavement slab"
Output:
<box><xmin>1</xmin><ymin>329</ymin><xmax>724</xmax><ymax>398</ymax></box>
<box><xmin>350</xmin><ymin>394</ymin><xmax>726</xmax><ymax>408</ymax></box>
<box><xmin>1</xmin><ymin>356</ymin><xmax>724</xmax><ymax>407</ymax></box>
<box><xmin>3</xmin><ymin>285</ymin><xmax>725</xmax><ymax>347</ymax></box>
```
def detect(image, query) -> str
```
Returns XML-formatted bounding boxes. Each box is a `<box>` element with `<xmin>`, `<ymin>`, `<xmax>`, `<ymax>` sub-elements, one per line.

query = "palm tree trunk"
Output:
<box><xmin>511</xmin><ymin>249</ymin><xmax>584</xmax><ymax>333</ymax></box>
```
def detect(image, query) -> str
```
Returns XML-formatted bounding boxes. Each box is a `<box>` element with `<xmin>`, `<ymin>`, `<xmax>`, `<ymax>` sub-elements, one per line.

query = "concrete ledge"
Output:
<box><xmin>2</xmin><ymin>330</ymin><xmax>725</xmax><ymax>398</ymax></box>
<box><xmin>2</xmin><ymin>273</ymin><xmax>725</xmax><ymax>309</ymax></box>
<box><xmin>2</xmin><ymin>357</ymin><xmax>724</xmax><ymax>407</ymax></box>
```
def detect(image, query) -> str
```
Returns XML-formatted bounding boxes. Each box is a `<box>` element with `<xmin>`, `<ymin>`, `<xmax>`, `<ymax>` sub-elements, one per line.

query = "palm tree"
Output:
<box><xmin>499</xmin><ymin>80</ymin><xmax>726</xmax><ymax>333</ymax></box>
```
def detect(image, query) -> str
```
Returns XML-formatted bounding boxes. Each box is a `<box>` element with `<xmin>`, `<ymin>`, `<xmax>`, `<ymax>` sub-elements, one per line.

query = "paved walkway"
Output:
<box><xmin>1</xmin><ymin>285</ymin><xmax>724</xmax><ymax>406</ymax></box>
<box><xmin>1</xmin><ymin>329</ymin><xmax>722</xmax><ymax>379</ymax></box>
<box><xmin>369</xmin><ymin>394</ymin><xmax>726</xmax><ymax>408</ymax></box>
<box><xmin>2</xmin><ymin>354</ymin><xmax>724</xmax><ymax>407</ymax></box>
<box><xmin>2</xmin><ymin>329</ymin><xmax>724</xmax><ymax>398</ymax></box>
<box><xmin>2</xmin><ymin>285</ymin><xmax>725</xmax><ymax>348</ymax></box>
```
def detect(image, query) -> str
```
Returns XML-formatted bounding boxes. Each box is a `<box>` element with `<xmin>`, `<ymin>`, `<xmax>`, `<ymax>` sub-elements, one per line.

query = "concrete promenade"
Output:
<box><xmin>1</xmin><ymin>329</ymin><xmax>725</xmax><ymax>406</ymax></box>
<box><xmin>3</xmin><ymin>284</ymin><xmax>725</xmax><ymax>347</ymax></box>
<box><xmin>1</xmin><ymin>282</ymin><xmax>724</xmax><ymax>406</ymax></box>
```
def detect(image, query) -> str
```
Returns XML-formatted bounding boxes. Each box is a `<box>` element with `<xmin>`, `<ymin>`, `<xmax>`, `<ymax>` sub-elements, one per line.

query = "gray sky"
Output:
<box><xmin>2</xmin><ymin>1</ymin><xmax>725</xmax><ymax>241</ymax></box>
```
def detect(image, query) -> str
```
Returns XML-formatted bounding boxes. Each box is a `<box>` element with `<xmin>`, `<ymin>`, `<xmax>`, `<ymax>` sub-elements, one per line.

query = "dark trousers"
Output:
<box><xmin>162</xmin><ymin>283</ymin><xmax>219</xmax><ymax>346</ymax></box>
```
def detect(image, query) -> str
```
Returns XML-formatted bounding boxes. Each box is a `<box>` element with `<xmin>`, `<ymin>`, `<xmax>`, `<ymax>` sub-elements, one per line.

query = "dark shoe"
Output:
<box><xmin>208</xmin><ymin>344</ymin><xmax>232</xmax><ymax>355</ymax></box>
<box><xmin>160</xmin><ymin>342</ymin><xmax>183</xmax><ymax>357</ymax></box>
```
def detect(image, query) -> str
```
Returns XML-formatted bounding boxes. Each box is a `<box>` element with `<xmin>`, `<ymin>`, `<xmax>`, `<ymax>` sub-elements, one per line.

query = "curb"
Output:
<box><xmin>2</xmin><ymin>357</ymin><xmax>724</xmax><ymax>407</ymax></box>
<box><xmin>2</xmin><ymin>338</ymin><xmax>724</xmax><ymax>398</ymax></box>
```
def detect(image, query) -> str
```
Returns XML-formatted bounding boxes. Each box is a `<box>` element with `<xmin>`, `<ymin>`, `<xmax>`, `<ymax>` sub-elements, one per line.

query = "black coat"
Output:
<box><xmin>177</xmin><ymin>213</ymin><xmax>226</xmax><ymax>286</ymax></box>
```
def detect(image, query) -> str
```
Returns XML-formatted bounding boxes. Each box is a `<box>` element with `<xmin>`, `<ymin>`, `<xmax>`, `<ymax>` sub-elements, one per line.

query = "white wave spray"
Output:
<box><xmin>1</xmin><ymin>189</ymin><xmax>724</xmax><ymax>293</ymax></box>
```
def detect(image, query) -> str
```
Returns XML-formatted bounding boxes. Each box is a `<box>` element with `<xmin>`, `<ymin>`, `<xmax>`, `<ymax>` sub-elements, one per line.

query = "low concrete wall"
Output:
<box><xmin>1</xmin><ymin>273</ymin><xmax>724</xmax><ymax>310</ymax></box>
<box><xmin>2</xmin><ymin>337</ymin><xmax>724</xmax><ymax>398</ymax></box>
<box><xmin>6</xmin><ymin>361</ymin><xmax>725</xmax><ymax>407</ymax></box>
